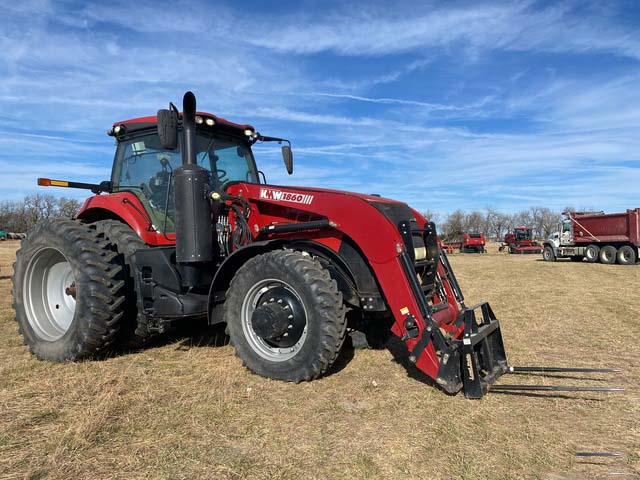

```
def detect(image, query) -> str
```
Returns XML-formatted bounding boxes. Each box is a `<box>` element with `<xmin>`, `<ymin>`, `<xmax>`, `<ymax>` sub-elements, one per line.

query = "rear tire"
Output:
<box><xmin>616</xmin><ymin>245</ymin><xmax>636</xmax><ymax>265</ymax></box>
<box><xmin>599</xmin><ymin>245</ymin><xmax>617</xmax><ymax>264</ymax></box>
<box><xmin>585</xmin><ymin>244</ymin><xmax>599</xmax><ymax>263</ymax></box>
<box><xmin>91</xmin><ymin>220</ymin><xmax>149</xmax><ymax>349</ymax></box>
<box><xmin>11</xmin><ymin>220</ymin><xmax>125</xmax><ymax>361</ymax></box>
<box><xmin>542</xmin><ymin>246</ymin><xmax>556</xmax><ymax>262</ymax></box>
<box><xmin>224</xmin><ymin>250</ymin><xmax>347</xmax><ymax>382</ymax></box>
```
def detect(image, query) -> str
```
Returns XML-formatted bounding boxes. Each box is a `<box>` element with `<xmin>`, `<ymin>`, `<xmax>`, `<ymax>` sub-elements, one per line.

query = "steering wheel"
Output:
<box><xmin>217</xmin><ymin>169</ymin><xmax>228</xmax><ymax>183</ymax></box>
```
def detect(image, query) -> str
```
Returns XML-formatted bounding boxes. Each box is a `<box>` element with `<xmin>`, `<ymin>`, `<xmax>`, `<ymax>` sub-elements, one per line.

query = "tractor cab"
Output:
<box><xmin>514</xmin><ymin>227</ymin><xmax>533</xmax><ymax>242</ymax></box>
<box><xmin>109</xmin><ymin>114</ymin><xmax>260</xmax><ymax>234</ymax></box>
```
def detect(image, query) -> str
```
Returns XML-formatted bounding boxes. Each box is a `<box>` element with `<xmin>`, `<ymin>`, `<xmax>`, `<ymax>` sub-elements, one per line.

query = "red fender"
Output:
<box><xmin>76</xmin><ymin>192</ymin><xmax>175</xmax><ymax>246</ymax></box>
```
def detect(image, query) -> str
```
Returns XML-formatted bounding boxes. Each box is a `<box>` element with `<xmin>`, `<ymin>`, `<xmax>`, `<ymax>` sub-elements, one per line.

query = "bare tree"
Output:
<box><xmin>0</xmin><ymin>194</ymin><xmax>80</xmax><ymax>233</ymax></box>
<box><xmin>465</xmin><ymin>210</ymin><xmax>485</xmax><ymax>234</ymax></box>
<box><xmin>421</xmin><ymin>210</ymin><xmax>441</xmax><ymax>228</ymax></box>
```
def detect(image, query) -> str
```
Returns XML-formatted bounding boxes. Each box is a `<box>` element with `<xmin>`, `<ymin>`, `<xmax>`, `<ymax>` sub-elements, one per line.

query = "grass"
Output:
<box><xmin>0</xmin><ymin>240</ymin><xmax>638</xmax><ymax>479</ymax></box>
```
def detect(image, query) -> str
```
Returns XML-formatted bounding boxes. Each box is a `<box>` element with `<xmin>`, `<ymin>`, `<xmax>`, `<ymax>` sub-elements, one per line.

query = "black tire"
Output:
<box><xmin>224</xmin><ymin>249</ymin><xmax>347</xmax><ymax>382</ymax></box>
<box><xmin>599</xmin><ymin>245</ymin><xmax>617</xmax><ymax>264</ymax></box>
<box><xmin>498</xmin><ymin>245</ymin><xmax>505</xmax><ymax>252</ymax></box>
<box><xmin>91</xmin><ymin>220</ymin><xmax>149</xmax><ymax>349</ymax></box>
<box><xmin>585</xmin><ymin>244</ymin><xmax>599</xmax><ymax>263</ymax></box>
<box><xmin>11</xmin><ymin>219</ymin><xmax>125</xmax><ymax>361</ymax></box>
<box><xmin>616</xmin><ymin>245</ymin><xmax>636</xmax><ymax>265</ymax></box>
<box><xmin>508</xmin><ymin>244</ymin><xmax>515</xmax><ymax>254</ymax></box>
<box><xmin>542</xmin><ymin>246</ymin><xmax>556</xmax><ymax>262</ymax></box>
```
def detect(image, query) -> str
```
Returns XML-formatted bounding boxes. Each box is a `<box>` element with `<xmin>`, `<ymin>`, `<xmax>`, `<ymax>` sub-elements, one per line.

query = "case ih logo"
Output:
<box><xmin>259</xmin><ymin>188</ymin><xmax>314</xmax><ymax>205</ymax></box>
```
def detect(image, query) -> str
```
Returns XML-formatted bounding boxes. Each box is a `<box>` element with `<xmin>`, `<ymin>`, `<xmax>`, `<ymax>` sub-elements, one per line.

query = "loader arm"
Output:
<box><xmin>226</xmin><ymin>182</ymin><xmax>508</xmax><ymax>393</ymax></box>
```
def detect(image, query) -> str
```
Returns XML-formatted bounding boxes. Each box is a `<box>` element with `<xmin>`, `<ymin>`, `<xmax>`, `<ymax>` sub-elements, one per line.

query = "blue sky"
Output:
<box><xmin>1</xmin><ymin>0</ymin><xmax>639</xmax><ymax>215</ymax></box>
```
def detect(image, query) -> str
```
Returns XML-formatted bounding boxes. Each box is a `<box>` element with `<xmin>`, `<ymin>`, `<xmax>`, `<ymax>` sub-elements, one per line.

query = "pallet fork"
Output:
<box><xmin>433</xmin><ymin>251</ymin><xmax>623</xmax><ymax>399</ymax></box>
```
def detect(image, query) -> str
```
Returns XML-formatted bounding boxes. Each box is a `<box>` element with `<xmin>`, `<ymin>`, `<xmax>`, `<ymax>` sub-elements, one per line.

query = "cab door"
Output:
<box><xmin>560</xmin><ymin>221</ymin><xmax>573</xmax><ymax>245</ymax></box>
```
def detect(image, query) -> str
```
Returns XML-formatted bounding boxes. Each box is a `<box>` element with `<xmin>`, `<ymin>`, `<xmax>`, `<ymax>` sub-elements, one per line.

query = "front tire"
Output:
<box><xmin>599</xmin><ymin>245</ymin><xmax>617</xmax><ymax>264</ymax></box>
<box><xmin>12</xmin><ymin>220</ymin><xmax>125</xmax><ymax>361</ymax></box>
<box><xmin>542</xmin><ymin>246</ymin><xmax>556</xmax><ymax>262</ymax></box>
<box><xmin>224</xmin><ymin>250</ymin><xmax>347</xmax><ymax>382</ymax></box>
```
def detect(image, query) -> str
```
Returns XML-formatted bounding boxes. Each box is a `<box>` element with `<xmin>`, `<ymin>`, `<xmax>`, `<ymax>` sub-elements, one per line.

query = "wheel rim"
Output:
<box><xmin>621</xmin><ymin>249</ymin><xmax>631</xmax><ymax>262</ymax></box>
<box><xmin>23</xmin><ymin>247</ymin><xmax>76</xmax><ymax>341</ymax></box>
<box><xmin>241</xmin><ymin>278</ymin><xmax>307</xmax><ymax>362</ymax></box>
<box><xmin>586</xmin><ymin>248</ymin><xmax>596</xmax><ymax>260</ymax></box>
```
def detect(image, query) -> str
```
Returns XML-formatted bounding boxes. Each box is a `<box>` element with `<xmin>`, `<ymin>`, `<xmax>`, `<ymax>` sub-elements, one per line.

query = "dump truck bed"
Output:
<box><xmin>571</xmin><ymin>209</ymin><xmax>640</xmax><ymax>246</ymax></box>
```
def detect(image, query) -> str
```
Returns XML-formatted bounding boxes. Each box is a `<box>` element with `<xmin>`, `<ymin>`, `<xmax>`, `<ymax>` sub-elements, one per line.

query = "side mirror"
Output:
<box><xmin>282</xmin><ymin>145</ymin><xmax>293</xmax><ymax>175</ymax></box>
<box><xmin>157</xmin><ymin>109</ymin><xmax>178</xmax><ymax>150</ymax></box>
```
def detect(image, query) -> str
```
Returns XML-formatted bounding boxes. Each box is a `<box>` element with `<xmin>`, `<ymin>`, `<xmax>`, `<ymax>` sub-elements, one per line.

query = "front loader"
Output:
<box><xmin>11</xmin><ymin>92</ymin><xmax>621</xmax><ymax>398</ymax></box>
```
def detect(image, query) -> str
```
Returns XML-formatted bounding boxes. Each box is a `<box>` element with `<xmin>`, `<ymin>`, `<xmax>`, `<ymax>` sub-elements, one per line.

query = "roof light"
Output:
<box><xmin>195</xmin><ymin>115</ymin><xmax>203</xmax><ymax>124</ymax></box>
<box><xmin>205</xmin><ymin>118</ymin><xmax>215</xmax><ymax>126</ymax></box>
<box><xmin>244</xmin><ymin>129</ymin><xmax>253</xmax><ymax>136</ymax></box>
<box><xmin>114</xmin><ymin>124</ymin><xmax>124</xmax><ymax>134</ymax></box>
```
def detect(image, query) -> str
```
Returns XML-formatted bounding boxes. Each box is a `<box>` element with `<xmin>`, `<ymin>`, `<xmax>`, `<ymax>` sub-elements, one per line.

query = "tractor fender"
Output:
<box><xmin>76</xmin><ymin>193</ymin><xmax>174</xmax><ymax>246</ymax></box>
<box><xmin>207</xmin><ymin>238</ymin><xmax>383</xmax><ymax>324</ymax></box>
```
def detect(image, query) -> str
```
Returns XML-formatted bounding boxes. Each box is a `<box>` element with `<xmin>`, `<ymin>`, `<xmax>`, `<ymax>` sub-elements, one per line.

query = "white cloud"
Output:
<box><xmin>240</xmin><ymin>2</ymin><xmax>640</xmax><ymax>60</ymax></box>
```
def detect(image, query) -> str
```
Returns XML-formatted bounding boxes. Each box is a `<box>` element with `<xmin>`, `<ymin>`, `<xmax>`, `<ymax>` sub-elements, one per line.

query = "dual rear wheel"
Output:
<box><xmin>12</xmin><ymin>219</ymin><xmax>147</xmax><ymax>362</ymax></box>
<box><xmin>591</xmin><ymin>244</ymin><xmax>636</xmax><ymax>265</ymax></box>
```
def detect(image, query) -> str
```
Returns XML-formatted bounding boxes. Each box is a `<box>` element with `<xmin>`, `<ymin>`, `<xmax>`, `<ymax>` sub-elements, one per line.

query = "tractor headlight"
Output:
<box><xmin>205</xmin><ymin>118</ymin><xmax>215</xmax><ymax>126</ymax></box>
<box><xmin>244</xmin><ymin>129</ymin><xmax>253</xmax><ymax>136</ymax></box>
<box><xmin>195</xmin><ymin>115</ymin><xmax>203</xmax><ymax>125</ymax></box>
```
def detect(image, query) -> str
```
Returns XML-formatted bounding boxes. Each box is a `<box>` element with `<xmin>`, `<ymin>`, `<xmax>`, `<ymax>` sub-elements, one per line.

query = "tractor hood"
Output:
<box><xmin>281</xmin><ymin>185</ymin><xmax>403</xmax><ymax>205</ymax></box>
<box><xmin>253</xmin><ymin>184</ymin><xmax>426</xmax><ymax>226</ymax></box>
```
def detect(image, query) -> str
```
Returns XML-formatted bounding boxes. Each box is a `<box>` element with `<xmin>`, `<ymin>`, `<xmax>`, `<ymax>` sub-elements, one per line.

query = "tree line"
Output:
<box><xmin>423</xmin><ymin>207</ymin><xmax>564</xmax><ymax>241</ymax></box>
<box><xmin>0</xmin><ymin>194</ymin><xmax>82</xmax><ymax>233</ymax></box>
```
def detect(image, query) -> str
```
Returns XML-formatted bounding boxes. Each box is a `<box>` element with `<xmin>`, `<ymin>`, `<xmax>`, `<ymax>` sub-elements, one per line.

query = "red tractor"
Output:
<box><xmin>443</xmin><ymin>233</ymin><xmax>486</xmax><ymax>253</ymax></box>
<box><xmin>11</xmin><ymin>93</ymin><xmax>619</xmax><ymax>398</ymax></box>
<box><xmin>499</xmin><ymin>226</ymin><xmax>542</xmax><ymax>254</ymax></box>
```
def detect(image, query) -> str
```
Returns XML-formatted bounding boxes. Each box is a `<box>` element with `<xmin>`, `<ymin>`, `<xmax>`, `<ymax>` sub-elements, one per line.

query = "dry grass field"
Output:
<box><xmin>0</xmin><ymin>240</ymin><xmax>638</xmax><ymax>479</ymax></box>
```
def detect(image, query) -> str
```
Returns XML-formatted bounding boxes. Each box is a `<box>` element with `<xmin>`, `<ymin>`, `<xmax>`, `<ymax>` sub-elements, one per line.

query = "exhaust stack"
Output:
<box><xmin>173</xmin><ymin>91</ymin><xmax>216</xmax><ymax>286</ymax></box>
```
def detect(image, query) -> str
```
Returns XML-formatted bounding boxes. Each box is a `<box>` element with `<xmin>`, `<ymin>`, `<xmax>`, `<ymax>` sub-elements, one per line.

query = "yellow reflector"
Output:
<box><xmin>50</xmin><ymin>180</ymin><xmax>69</xmax><ymax>187</ymax></box>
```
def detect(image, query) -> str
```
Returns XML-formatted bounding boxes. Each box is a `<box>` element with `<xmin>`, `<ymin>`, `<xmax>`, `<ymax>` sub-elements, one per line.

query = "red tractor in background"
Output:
<box><xmin>443</xmin><ymin>233</ymin><xmax>486</xmax><ymax>253</ymax></box>
<box><xmin>499</xmin><ymin>226</ymin><xmax>542</xmax><ymax>254</ymax></box>
<box><xmin>11</xmin><ymin>92</ymin><xmax>619</xmax><ymax>399</ymax></box>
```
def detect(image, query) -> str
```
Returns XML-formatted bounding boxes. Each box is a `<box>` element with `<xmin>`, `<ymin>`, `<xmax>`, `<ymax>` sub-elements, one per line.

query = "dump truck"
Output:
<box><xmin>0</xmin><ymin>230</ymin><xmax>6</xmax><ymax>241</ymax></box>
<box><xmin>498</xmin><ymin>226</ymin><xmax>542</xmax><ymax>254</ymax></box>
<box><xmin>11</xmin><ymin>92</ymin><xmax>620</xmax><ymax>399</ymax></box>
<box><xmin>443</xmin><ymin>233</ymin><xmax>486</xmax><ymax>253</ymax></box>
<box><xmin>543</xmin><ymin>209</ymin><xmax>640</xmax><ymax>265</ymax></box>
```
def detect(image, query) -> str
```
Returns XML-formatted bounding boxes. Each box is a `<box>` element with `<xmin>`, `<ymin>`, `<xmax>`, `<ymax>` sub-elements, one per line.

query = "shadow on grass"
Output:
<box><xmin>385</xmin><ymin>336</ymin><xmax>439</xmax><ymax>389</ymax></box>
<box><xmin>488</xmin><ymin>390</ymin><xmax>605</xmax><ymax>401</ymax></box>
<box><xmin>508</xmin><ymin>372</ymin><xmax>613</xmax><ymax>382</ymax></box>
<box><xmin>125</xmin><ymin>316</ymin><xmax>356</xmax><ymax>378</ymax></box>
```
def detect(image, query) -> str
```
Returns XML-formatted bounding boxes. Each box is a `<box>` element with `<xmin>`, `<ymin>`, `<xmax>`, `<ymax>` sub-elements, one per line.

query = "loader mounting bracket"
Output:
<box><xmin>436</xmin><ymin>302</ymin><xmax>508</xmax><ymax>399</ymax></box>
